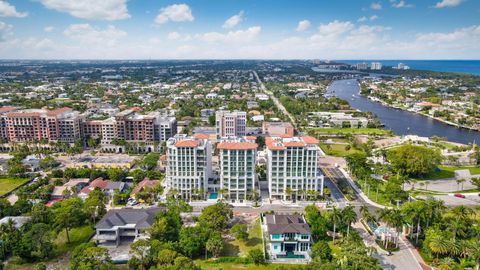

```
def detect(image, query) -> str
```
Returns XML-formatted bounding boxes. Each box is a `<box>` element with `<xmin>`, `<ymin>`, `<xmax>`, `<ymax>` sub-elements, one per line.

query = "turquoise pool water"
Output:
<box><xmin>277</xmin><ymin>252</ymin><xmax>305</xmax><ymax>259</ymax></box>
<box><xmin>209</xmin><ymin>192</ymin><xmax>218</xmax><ymax>199</ymax></box>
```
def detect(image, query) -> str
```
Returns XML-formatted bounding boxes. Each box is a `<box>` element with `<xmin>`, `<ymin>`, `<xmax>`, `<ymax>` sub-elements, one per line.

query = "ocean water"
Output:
<box><xmin>339</xmin><ymin>60</ymin><xmax>480</xmax><ymax>76</ymax></box>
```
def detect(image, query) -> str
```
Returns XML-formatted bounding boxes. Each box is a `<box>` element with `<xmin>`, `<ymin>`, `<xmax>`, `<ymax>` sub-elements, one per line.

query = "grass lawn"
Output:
<box><xmin>414</xmin><ymin>165</ymin><xmax>480</xmax><ymax>180</ymax></box>
<box><xmin>320</xmin><ymin>143</ymin><xmax>362</xmax><ymax>157</ymax></box>
<box><xmin>355</xmin><ymin>180</ymin><xmax>394</xmax><ymax>207</ymax></box>
<box><xmin>196</xmin><ymin>261</ymin><xmax>302</xmax><ymax>270</ymax></box>
<box><xmin>54</xmin><ymin>225</ymin><xmax>95</xmax><ymax>255</ymax></box>
<box><xmin>308</xmin><ymin>127</ymin><xmax>392</xmax><ymax>136</ymax></box>
<box><xmin>223</xmin><ymin>218</ymin><xmax>263</xmax><ymax>257</ymax></box>
<box><xmin>0</xmin><ymin>177</ymin><xmax>29</xmax><ymax>196</ymax></box>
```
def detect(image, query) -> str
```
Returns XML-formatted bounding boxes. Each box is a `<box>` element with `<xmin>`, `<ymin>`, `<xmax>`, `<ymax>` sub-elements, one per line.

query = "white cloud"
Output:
<box><xmin>200</xmin><ymin>26</ymin><xmax>261</xmax><ymax>43</ymax></box>
<box><xmin>435</xmin><ymin>0</ymin><xmax>463</xmax><ymax>8</ymax></box>
<box><xmin>155</xmin><ymin>4</ymin><xmax>194</xmax><ymax>25</ymax></box>
<box><xmin>223</xmin><ymin>11</ymin><xmax>244</xmax><ymax>29</ymax></box>
<box><xmin>63</xmin><ymin>24</ymin><xmax>127</xmax><ymax>46</ymax></box>
<box><xmin>39</xmin><ymin>0</ymin><xmax>129</xmax><ymax>20</ymax></box>
<box><xmin>390</xmin><ymin>0</ymin><xmax>414</xmax><ymax>8</ymax></box>
<box><xmin>370</xmin><ymin>2</ymin><xmax>382</xmax><ymax>10</ymax></box>
<box><xmin>0</xmin><ymin>1</ymin><xmax>27</xmax><ymax>18</ymax></box>
<box><xmin>317</xmin><ymin>20</ymin><xmax>354</xmax><ymax>36</ymax></box>
<box><xmin>359</xmin><ymin>15</ymin><xmax>378</xmax><ymax>22</ymax></box>
<box><xmin>44</xmin><ymin>26</ymin><xmax>54</xmax><ymax>32</ymax></box>
<box><xmin>296</xmin><ymin>20</ymin><xmax>311</xmax><ymax>32</ymax></box>
<box><xmin>167</xmin><ymin>32</ymin><xmax>181</xmax><ymax>40</ymax></box>
<box><xmin>0</xmin><ymin>21</ymin><xmax>12</xmax><ymax>41</ymax></box>
<box><xmin>167</xmin><ymin>31</ymin><xmax>192</xmax><ymax>41</ymax></box>
<box><xmin>358</xmin><ymin>16</ymin><xmax>368</xmax><ymax>22</ymax></box>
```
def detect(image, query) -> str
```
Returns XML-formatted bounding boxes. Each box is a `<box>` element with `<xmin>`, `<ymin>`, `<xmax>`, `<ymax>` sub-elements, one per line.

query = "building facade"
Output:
<box><xmin>215</xmin><ymin>110</ymin><xmax>247</xmax><ymax>139</ymax></box>
<box><xmin>0</xmin><ymin>107</ymin><xmax>83</xmax><ymax>143</ymax></box>
<box><xmin>266</xmin><ymin>136</ymin><xmax>324</xmax><ymax>200</ymax></box>
<box><xmin>166</xmin><ymin>134</ymin><xmax>212</xmax><ymax>200</ymax></box>
<box><xmin>263</xmin><ymin>214</ymin><xmax>312</xmax><ymax>261</ymax></box>
<box><xmin>217</xmin><ymin>137</ymin><xmax>257</xmax><ymax>203</ymax></box>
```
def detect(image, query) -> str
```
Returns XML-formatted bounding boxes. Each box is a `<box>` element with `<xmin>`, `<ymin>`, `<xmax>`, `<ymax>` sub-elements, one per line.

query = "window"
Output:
<box><xmin>271</xmin><ymin>234</ymin><xmax>280</xmax><ymax>239</ymax></box>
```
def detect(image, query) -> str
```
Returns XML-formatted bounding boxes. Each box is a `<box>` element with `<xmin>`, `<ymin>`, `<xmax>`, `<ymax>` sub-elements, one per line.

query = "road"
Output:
<box><xmin>322</xmin><ymin>166</ymin><xmax>422</xmax><ymax>270</ymax></box>
<box><xmin>253</xmin><ymin>70</ymin><xmax>297</xmax><ymax>127</ymax></box>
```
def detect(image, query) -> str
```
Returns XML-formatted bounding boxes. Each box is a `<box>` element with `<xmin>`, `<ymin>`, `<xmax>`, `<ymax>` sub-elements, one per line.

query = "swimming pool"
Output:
<box><xmin>209</xmin><ymin>192</ymin><xmax>218</xmax><ymax>200</ymax></box>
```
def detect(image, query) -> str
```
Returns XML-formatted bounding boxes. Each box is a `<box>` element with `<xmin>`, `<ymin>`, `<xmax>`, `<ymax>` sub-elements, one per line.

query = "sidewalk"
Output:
<box><xmin>338</xmin><ymin>168</ymin><xmax>387</xmax><ymax>209</ymax></box>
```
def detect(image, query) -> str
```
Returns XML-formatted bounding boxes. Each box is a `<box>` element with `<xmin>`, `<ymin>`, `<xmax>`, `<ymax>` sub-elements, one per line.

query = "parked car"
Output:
<box><xmin>127</xmin><ymin>198</ymin><xmax>138</xmax><ymax>206</ymax></box>
<box><xmin>454</xmin><ymin>193</ymin><xmax>466</xmax><ymax>199</ymax></box>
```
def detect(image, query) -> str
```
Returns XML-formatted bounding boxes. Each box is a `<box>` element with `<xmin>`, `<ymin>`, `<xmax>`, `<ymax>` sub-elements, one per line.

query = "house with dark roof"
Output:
<box><xmin>262</xmin><ymin>214</ymin><xmax>312</xmax><ymax>262</ymax></box>
<box><xmin>93</xmin><ymin>207</ymin><xmax>162</xmax><ymax>247</ymax></box>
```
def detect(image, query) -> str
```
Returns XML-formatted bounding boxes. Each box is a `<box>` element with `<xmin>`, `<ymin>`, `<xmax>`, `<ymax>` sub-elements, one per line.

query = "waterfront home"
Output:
<box><xmin>262</xmin><ymin>214</ymin><xmax>312</xmax><ymax>262</ymax></box>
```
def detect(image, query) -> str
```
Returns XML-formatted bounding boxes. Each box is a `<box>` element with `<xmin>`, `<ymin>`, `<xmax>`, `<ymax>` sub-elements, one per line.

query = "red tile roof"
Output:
<box><xmin>0</xmin><ymin>106</ymin><xmax>17</xmax><ymax>113</ymax></box>
<box><xmin>131</xmin><ymin>178</ymin><xmax>160</xmax><ymax>195</ymax></box>
<box><xmin>302</xmin><ymin>136</ymin><xmax>319</xmax><ymax>144</ymax></box>
<box><xmin>80</xmin><ymin>177</ymin><xmax>108</xmax><ymax>194</ymax></box>
<box><xmin>217</xmin><ymin>142</ymin><xmax>257</xmax><ymax>150</ymax></box>
<box><xmin>175</xmin><ymin>140</ymin><xmax>200</xmax><ymax>148</ymax></box>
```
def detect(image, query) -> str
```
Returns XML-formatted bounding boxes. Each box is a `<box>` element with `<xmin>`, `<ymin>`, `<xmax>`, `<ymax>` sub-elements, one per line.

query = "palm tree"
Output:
<box><xmin>342</xmin><ymin>206</ymin><xmax>357</xmax><ymax>237</ymax></box>
<box><xmin>401</xmin><ymin>201</ymin><xmax>426</xmax><ymax>244</ymax></box>
<box><xmin>428</xmin><ymin>233</ymin><xmax>450</xmax><ymax>257</ymax></box>
<box><xmin>466</xmin><ymin>239</ymin><xmax>480</xmax><ymax>270</ymax></box>
<box><xmin>456</xmin><ymin>179</ymin><xmax>466</xmax><ymax>191</ymax></box>
<box><xmin>218</xmin><ymin>188</ymin><xmax>227</xmax><ymax>201</ymax></box>
<box><xmin>285</xmin><ymin>187</ymin><xmax>293</xmax><ymax>201</ymax></box>
<box><xmin>447</xmin><ymin>218</ymin><xmax>467</xmax><ymax>241</ymax></box>
<box><xmin>330</xmin><ymin>207</ymin><xmax>343</xmax><ymax>244</ymax></box>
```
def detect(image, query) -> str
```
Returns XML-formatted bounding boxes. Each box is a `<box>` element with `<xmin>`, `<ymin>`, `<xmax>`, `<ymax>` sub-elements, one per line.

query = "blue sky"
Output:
<box><xmin>0</xmin><ymin>0</ymin><xmax>479</xmax><ymax>59</ymax></box>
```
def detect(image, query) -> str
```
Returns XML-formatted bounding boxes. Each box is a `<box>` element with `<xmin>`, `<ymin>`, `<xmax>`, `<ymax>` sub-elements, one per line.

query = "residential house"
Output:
<box><xmin>263</xmin><ymin>214</ymin><xmax>312</xmax><ymax>261</ymax></box>
<box><xmin>78</xmin><ymin>177</ymin><xmax>126</xmax><ymax>200</ymax></box>
<box><xmin>94</xmin><ymin>207</ymin><xmax>162</xmax><ymax>247</ymax></box>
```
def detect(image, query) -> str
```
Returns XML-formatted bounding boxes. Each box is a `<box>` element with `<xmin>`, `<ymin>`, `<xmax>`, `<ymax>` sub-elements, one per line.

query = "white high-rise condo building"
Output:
<box><xmin>215</xmin><ymin>110</ymin><xmax>247</xmax><ymax>139</ymax></box>
<box><xmin>371</xmin><ymin>62</ymin><xmax>382</xmax><ymax>70</ymax></box>
<box><xmin>166</xmin><ymin>134</ymin><xmax>212</xmax><ymax>200</ymax></box>
<box><xmin>217</xmin><ymin>137</ymin><xmax>257</xmax><ymax>203</ymax></box>
<box><xmin>266</xmin><ymin>136</ymin><xmax>324</xmax><ymax>200</ymax></box>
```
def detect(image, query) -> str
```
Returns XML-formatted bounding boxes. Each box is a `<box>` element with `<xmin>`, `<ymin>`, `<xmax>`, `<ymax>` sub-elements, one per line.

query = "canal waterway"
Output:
<box><xmin>327</xmin><ymin>79</ymin><xmax>480</xmax><ymax>144</ymax></box>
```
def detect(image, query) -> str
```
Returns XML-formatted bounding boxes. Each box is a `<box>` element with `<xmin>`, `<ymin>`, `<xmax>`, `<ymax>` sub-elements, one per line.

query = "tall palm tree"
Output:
<box><xmin>342</xmin><ymin>206</ymin><xmax>357</xmax><ymax>237</ymax></box>
<box><xmin>447</xmin><ymin>218</ymin><xmax>467</xmax><ymax>241</ymax></box>
<box><xmin>285</xmin><ymin>187</ymin><xmax>293</xmax><ymax>201</ymax></box>
<box><xmin>330</xmin><ymin>207</ymin><xmax>343</xmax><ymax>244</ymax></box>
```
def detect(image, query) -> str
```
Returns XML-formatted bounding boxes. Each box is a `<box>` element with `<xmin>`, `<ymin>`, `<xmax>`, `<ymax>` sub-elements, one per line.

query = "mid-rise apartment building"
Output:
<box><xmin>83</xmin><ymin>110</ymin><xmax>177</xmax><ymax>145</ymax></box>
<box><xmin>166</xmin><ymin>134</ymin><xmax>212</xmax><ymax>200</ymax></box>
<box><xmin>215</xmin><ymin>110</ymin><xmax>247</xmax><ymax>139</ymax></box>
<box><xmin>217</xmin><ymin>137</ymin><xmax>257</xmax><ymax>203</ymax></box>
<box><xmin>0</xmin><ymin>107</ymin><xmax>176</xmax><ymax>147</ymax></box>
<box><xmin>266</xmin><ymin>136</ymin><xmax>324</xmax><ymax>200</ymax></box>
<box><xmin>0</xmin><ymin>107</ymin><xmax>83</xmax><ymax>143</ymax></box>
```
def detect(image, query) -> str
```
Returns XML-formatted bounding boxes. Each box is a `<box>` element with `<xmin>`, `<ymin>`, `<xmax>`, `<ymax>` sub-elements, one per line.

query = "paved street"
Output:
<box><xmin>322</xmin><ymin>166</ymin><xmax>422</xmax><ymax>270</ymax></box>
<box><xmin>253</xmin><ymin>70</ymin><xmax>297</xmax><ymax>127</ymax></box>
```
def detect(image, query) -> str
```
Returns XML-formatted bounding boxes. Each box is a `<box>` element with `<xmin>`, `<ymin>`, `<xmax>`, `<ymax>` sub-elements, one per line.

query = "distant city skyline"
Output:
<box><xmin>0</xmin><ymin>0</ymin><xmax>479</xmax><ymax>59</ymax></box>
